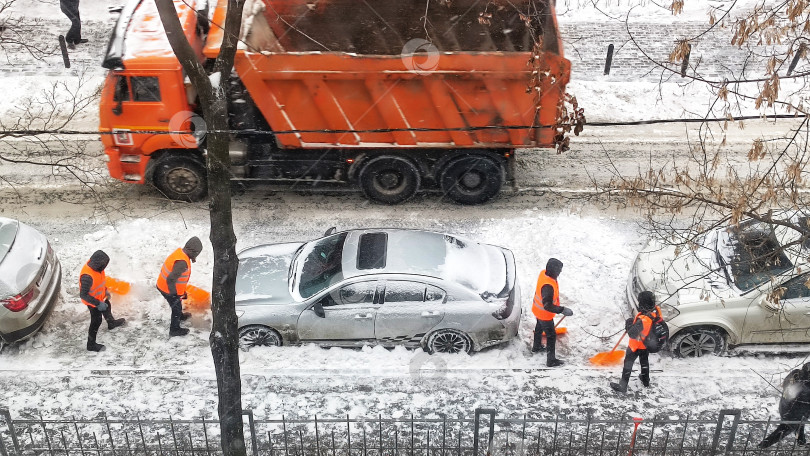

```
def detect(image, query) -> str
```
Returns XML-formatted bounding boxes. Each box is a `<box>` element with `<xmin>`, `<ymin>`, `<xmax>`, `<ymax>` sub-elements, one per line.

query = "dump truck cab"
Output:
<box><xmin>100</xmin><ymin>0</ymin><xmax>207</xmax><ymax>199</ymax></box>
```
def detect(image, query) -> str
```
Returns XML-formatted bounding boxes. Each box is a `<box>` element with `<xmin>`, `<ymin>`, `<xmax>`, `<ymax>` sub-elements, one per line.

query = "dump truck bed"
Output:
<box><xmin>204</xmin><ymin>0</ymin><xmax>570</xmax><ymax>149</ymax></box>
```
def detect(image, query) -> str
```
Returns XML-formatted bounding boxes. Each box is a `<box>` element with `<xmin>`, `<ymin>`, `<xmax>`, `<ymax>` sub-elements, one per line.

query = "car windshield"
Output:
<box><xmin>297</xmin><ymin>233</ymin><xmax>347</xmax><ymax>299</ymax></box>
<box><xmin>0</xmin><ymin>219</ymin><xmax>19</xmax><ymax>262</ymax></box>
<box><xmin>717</xmin><ymin>221</ymin><xmax>793</xmax><ymax>291</ymax></box>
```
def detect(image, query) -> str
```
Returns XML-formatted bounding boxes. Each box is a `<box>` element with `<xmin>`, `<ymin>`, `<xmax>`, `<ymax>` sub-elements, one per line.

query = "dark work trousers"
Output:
<box><xmin>87</xmin><ymin>304</ymin><xmax>114</xmax><ymax>345</ymax></box>
<box><xmin>759</xmin><ymin>423</ymin><xmax>806</xmax><ymax>448</ymax></box>
<box><xmin>160</xmin><ymin>290</ymin><xmax>183</xmax><ymax>330</ymax></box>
<box><xmin>533</xmin><ymin>319</ymin><xmax>557</xmax><ymax>363</ymax></box>
<box><xmin>59</xmin><ymin>0</ymin><xmax>81</xmax><ymax>43</ymax></box>
<box><xmin>620</xmin><ymin>347</ymin><xmax>650</xmax><ymax>387</ymax></box>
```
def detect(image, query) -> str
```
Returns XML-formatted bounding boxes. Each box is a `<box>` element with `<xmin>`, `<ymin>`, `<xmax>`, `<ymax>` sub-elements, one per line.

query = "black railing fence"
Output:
<box><xmin>2</xmin><ymin>407</ymin><xmax>810</xmax><ymax>455</ymax></box>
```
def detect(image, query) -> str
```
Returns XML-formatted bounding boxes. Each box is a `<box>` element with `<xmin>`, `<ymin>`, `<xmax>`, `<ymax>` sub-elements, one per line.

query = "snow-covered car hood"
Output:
<box><xmin>633</xmin><ymin>237</ymin><xmax>734</xmax><ymax>306</ymax></box>
<box><xmin>235</xmin><ymin>242</ymin><xmax>304</xmax><ymax>305</ymax></box>
<box><xmin>0</xmin><ymin>218</ymin><xmax>48</xmax><ymax>299</ymax></box>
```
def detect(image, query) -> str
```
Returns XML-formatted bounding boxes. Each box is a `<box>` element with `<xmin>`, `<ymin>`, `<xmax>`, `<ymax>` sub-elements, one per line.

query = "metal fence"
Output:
<box><xmin>2</xmin><ymin>407</ymin><xmax>810</xmax><ymax>455</ymax></box>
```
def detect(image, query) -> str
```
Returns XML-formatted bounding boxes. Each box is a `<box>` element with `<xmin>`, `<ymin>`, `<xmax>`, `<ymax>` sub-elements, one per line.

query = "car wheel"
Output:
<box><xmin>671</xmin><ymin>327</ymin><xmax>727</xmax><ymax>358</ymax></box>
<box><xmin>152</xmin><ymin>155</ymin><xmax>208</xmax><ymax>202</ymax></box>
<box><xmin>425</xmin><ymin>329</ymin><xmax>473</xmax><ymax>354</ymax></box>
<box><xmin>358</xmin><ymin>155</ymin><xmax>421</xmax><ymax>204</ymax></box>
<box><xmin>238</xmin><ymin>325</ymin><xmax>282</xmax><ymax>351</ymax></box>
<box><xmin>439</xmin><ymin>155</ymin><xmax>504</xmax><ymax>205</ymax></box>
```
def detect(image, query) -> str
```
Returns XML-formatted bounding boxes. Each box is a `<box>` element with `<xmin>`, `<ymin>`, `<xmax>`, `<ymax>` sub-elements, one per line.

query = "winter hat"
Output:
<box><xmin>637</xmin><ymin>291</ymin><xmax>656</xmax><ymax>312</ymax></box>
<box><xmin>88</xmin><ymin>250</ymin><xmax>110</xmax><ymax>272</ymax></box>
<box><xmin>545</xmin><ymin>258</ymin><xmax>564</xmax><ymax>279</ymax></box>
<box><xmin>183</xmin><ymin>236</ymin><xmax>203</xmax><ymax>262</ymax></box>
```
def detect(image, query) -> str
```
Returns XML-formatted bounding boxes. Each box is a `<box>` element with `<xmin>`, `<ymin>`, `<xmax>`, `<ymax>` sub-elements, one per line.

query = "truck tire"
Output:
<box><xmin>358</xmin><ymin>155</ymin><xmax>421</xmax><ymax>204</ymax></box>
<box><xmin>439</xmin><ymin>155</ymin><xmax>504</xmax><ymax>205</ymax></box>
<box><xmin>152</xmin><ymin>156</ymin><xmax>208</xmax><ymax>202</ymax></box>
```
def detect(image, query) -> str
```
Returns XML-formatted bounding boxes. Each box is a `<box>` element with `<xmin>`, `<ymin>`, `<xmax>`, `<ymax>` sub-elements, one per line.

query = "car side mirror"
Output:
<box><xmin>112</xmin><ymin>99</ymin><xmax>123</xmax><ymax>116</ymax></box>
<box><xmin>312</xmin><ymin>301</ymin><xmax>325</xmax><ymax>318</ymax></box>
<box><xmin>324</xmin><ymin>227</ymin><xmax>336</xmax><ymax>236</ymax></box>
<box><xmin>759</xmin><ymin>288</ymin><xmax>785</xmax><ymax>313</ymax></box>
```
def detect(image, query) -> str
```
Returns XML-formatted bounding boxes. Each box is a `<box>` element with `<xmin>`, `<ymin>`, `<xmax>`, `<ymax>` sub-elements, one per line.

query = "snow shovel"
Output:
<box><xmin>183</xmin><ymin>284</ymin><xmax>211</xmax><ymax>311</ymax></box>
<box><xmin>589</xmin><ymin>331</ymin><xmax>626</xmax><ymax>366</ymax></box>
<box><xmin>105</xmin><ymin>277</ymin><xmax>131</xmax><ymax>295</ymax></box>
<box><xmin>555</xmin><ymin>316</ymin><xmax>567</xmax><ymax>335</ymax></box>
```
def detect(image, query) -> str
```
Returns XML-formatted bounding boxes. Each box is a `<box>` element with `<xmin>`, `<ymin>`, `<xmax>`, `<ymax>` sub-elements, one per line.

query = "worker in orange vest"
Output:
<box><xmin>611</xmin><ymin>291</ymin><xmax>660</xmax><ymax>393</ymax></box>
<box><xmin>79</xmin><ymin>250</ymin><xmax>126</xmax><ymax>352</ymax></box>
<box><xmin>156</xmin><ymin>237</ymin><xmax>202</xmax><ymax>337</ymax></box>
<box><xmin>531</xmin><ymin>258</ymin><xmax>572</xmax><ymax>367</ymax></box>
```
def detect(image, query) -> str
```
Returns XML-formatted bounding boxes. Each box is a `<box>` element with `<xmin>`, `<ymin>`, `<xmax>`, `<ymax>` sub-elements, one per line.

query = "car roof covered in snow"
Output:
<box><xmin>339</xmin><ymin>229</ymin><xmax>506</xmax><ymax>294</ymax></box>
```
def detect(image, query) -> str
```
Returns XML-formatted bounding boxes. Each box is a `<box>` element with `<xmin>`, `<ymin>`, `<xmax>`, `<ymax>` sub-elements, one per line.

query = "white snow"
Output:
<box><xmin>0</xmin><ymin>0</ymin><xmax>805</xmax><ymax>425</ymax></box>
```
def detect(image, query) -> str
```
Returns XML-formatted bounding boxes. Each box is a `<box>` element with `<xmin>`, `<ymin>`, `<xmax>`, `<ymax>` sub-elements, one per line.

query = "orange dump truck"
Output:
<box><xmin>100</xmin><ymin>0</ymin><xmax>571</xmax><ymax>204</ymax></box>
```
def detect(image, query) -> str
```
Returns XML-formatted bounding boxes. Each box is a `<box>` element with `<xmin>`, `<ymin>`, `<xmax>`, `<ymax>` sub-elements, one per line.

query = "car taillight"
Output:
<box><xmin>2</xmin><ymin>287</ymin><xmax>35</xmax><ymax>312</ymax></box>
<box><xmin>492</xmin><ymin>288</ymin><xmax>515</xmax><ymax>320</ymax></box>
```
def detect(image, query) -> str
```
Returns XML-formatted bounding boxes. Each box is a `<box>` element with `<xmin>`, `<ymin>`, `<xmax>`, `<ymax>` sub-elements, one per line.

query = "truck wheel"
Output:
<box><xmin>358</xmin><ymin>156</ymin><xmax>421</xmax><ymax>204</ymax></box>
<box><xmin>152</xmin><ymin>156</ymin><xmax>208</xmax><ymax>202</ymax></box>
<box><xmin>439</xmin><ymin>155</ymin><xmax>504</xmax><ymax>205</ymax></box>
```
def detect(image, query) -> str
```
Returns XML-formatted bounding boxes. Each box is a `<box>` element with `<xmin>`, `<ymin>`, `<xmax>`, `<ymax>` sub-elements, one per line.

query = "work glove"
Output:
<box><xmin>561</xmin><ymin>307</ymin><xmax>573</xmax><ymax>317</ymax></box>
<box><xmin>97</xmin><ymin>301</ymin><xmax>109</xmax><ymax>312</ymax></box>
<box><xmin>625</xmin><ymin>317</ymin><xmax>634</xmax><ymax>331</ymax></box>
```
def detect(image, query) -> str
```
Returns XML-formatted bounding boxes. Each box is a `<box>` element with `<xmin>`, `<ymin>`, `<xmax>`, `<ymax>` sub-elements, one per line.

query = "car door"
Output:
<box><xmin>744</xmin><ymin>274</ymin><xmax>810</xmax><ymax>343</ymax></box>
<box><xmin>375</xmin><ymin>280</ymin><xmax>446</xmax><ymax>346</ymax></box>
<box><xmin>296</xmin><ymin>280</ymin><xmax>380</xmax><ymax>345</ymax></box>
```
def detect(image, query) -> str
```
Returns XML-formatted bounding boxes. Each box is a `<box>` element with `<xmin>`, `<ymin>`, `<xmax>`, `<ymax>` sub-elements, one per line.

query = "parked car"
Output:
<box><xmin>235</xmin><ymin>228</ymin><xmax>520</xmax><ymax>354</ymax></box>
<box><xmin>627</xmin><ymin>211</ymin><xmax>810</xmax><ymax>357</ymax></box>
<box><xmin>0</xmin><ymin>217</ymin><xmax>62</xmax><ymax>346</ymax></box>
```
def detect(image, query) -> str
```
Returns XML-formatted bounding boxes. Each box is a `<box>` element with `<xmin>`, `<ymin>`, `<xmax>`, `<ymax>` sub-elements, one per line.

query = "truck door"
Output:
<box><xmin>111</xmin><ymin>73</ymin><xmax>175</xmax><ymax>129</ymax></box>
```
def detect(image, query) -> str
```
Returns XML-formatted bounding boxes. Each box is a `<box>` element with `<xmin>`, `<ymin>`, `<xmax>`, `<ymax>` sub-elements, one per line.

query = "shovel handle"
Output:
<box><xmin>554</xmin><ymin>315</ymin><xmax>566</xmax><ymax>328</ymax></box>
<box><xmin>610</xmin><ymin>331</ymin><xmax>627</xmax><ymax>353</ymax></box>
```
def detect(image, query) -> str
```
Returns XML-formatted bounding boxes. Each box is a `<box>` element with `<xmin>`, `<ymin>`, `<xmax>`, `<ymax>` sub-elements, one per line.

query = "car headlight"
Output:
<box><xmin>659</xmin><ymin>303</ymin><xmax>680</xmax><ymax>322</ymax></box>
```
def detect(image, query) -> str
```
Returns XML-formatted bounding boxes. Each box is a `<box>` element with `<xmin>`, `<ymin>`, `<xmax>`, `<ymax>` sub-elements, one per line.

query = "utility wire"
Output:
<box><xmin>2</xmin><ymin>114</ymin><xmax>806</xmax><ymax>138</ymax></box>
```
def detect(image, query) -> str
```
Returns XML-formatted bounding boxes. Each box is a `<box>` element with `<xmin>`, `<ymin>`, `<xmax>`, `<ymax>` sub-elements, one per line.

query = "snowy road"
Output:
<box><xmin>0</xmin><ymin>168</ymin><xmax>806</xmax><ymax>423</ymax></box>
<box><xmin>0</xmin><ymin>119</ymin><xmax>802</xmax><ymax>200</ymax></box>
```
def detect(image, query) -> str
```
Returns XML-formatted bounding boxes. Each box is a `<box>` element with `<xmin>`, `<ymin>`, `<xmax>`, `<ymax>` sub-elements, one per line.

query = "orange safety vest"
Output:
<box><xmin>156</xmin><ymin>248</ymin><xmax>191</xmax><ymax>295</ymax></box>
<box><xmin>628</xmin><ymin>306</ymin><xmax>662</xmax><ymax>351</ymax></box>
<box><xmin>532</xmin><ymin>270</ymin><xmax>559</xmax><ymax>321</ymax></box>
<box><xmin>79</xmin><ymin>262</ymin><xmax>107</xmax><ymax>308</ymax></box>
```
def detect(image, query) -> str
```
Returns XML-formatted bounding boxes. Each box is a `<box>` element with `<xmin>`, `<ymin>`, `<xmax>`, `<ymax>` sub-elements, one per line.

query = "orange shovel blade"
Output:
<box><xmin>555</xmin><ymin>327</ymin><xmax>567</xmax><ymax>335</ymax></box>
<box><xmin>589</xmin><ymin>349</ymin><xmax>625</xmax><ymax>366</ymax></box>
<box><xmin>184</xmin><ymin>285</ymin><xmax>211</xmax><ymax>311</ymax></box>
<box><xmin>106</xmin><ymin>277</ymin><xmax>131</xmax><ymax>295</ymax></box>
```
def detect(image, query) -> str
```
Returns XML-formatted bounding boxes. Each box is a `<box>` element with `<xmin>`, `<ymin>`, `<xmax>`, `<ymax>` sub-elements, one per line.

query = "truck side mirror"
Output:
<box><xmin>312</xmin><ymin>301</ymin><xmax>325</xmax><ymax>318</ymax></box>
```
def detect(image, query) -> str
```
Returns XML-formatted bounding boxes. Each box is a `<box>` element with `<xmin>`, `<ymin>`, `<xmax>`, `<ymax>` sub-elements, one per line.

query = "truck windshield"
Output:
<box><xmin>298</xmin><ymin>233</ymin><xmax>348</xmax><ymax>298</ymax></box>
<box><xmin>717</xmin><ymin>222</ymin><xmax>793</xmax><ymax>291</ymax></box>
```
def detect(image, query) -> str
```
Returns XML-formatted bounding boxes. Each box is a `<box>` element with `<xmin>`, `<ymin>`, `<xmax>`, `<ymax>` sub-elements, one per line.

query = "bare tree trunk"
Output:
<box><xmin>155</xmin><ymin>1</ymin><xmax>246</xmax><ymax>455</ymax></box>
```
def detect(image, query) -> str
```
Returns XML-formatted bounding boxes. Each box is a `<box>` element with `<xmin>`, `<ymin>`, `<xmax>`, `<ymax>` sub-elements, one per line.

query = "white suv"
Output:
<box><xmin>627</xmin><ymin>212</ymin><xmax>810</xmax><ymax>357</ymax></box>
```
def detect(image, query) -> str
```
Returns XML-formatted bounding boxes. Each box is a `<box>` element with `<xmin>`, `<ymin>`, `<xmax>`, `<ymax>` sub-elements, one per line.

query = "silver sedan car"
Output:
<box><xmin>235</xmin><ymin>228</ymin><xmax>520</xmax><ymax>354</ymax></box>
<box><xmin>0</xmin><ymin>217</ymin><xmax>62</xmax><ymax>347</ymax></box>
